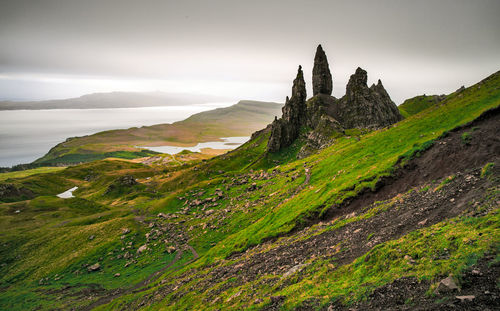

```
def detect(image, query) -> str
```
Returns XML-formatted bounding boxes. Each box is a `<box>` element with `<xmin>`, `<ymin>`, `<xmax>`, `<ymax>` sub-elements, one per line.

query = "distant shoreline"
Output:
<box><xmin>0</xmin><ymin>91</ymin><xmax>232</xmax><ymax>110</ymax></box>
<box><xmin>0</xmin><ymin>104</ymin><xmax>226</xmax><ymax>111</ymax></box>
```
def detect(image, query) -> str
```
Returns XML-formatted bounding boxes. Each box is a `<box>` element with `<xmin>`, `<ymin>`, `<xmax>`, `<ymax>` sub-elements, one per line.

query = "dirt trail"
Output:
<box><xmin>186</xmin><ymin>244</ymin><xmax>199</xmax><ymax>260</ymax></box>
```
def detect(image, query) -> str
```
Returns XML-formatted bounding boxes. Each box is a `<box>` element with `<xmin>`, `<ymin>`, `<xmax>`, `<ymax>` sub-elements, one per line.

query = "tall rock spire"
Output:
<box><xmin>312</xmin><ymin>44</ymin><xmax>333</xmax><ymax>96</ymax></box>
<box><xmin>283</xmin><ymin>65</ymin><xmax>307</xmax><ymax>125</ymax></box>
<box><xmin>267</xmin><ymin>66</ymin><xmax>307</xmax><ymax>152</ymax></box>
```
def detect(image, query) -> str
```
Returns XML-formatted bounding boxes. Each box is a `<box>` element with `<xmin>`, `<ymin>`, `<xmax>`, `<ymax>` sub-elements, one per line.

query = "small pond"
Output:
<box><xmin>57</xmin><ymin>186</ymin><xmax>78</xmax><ymax>199</ymax></box>
<box><xmin>142</xmin><ymin>136</ymin><xmax>249</xmax><ymax>154</ymax></box>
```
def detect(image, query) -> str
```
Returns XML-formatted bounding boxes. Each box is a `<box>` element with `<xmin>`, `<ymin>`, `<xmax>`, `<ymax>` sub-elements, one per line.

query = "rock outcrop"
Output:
<box><xmin>312</xmin><ymin>44</ymin><xmax>333</xmax><ymax>96</ymax></box>
<box><xmin>335</xmin><ymin>68</ymin><xmax>402</xmax><ymax>129</ymax></box>
<box><xmin>267</xmin><ymin>66</ymin><xmax>307</xmax><ymax>152</ymax></box>
<box><xmin>0</xmin><ymin>183</ymin><xmax>34</xmax><ymax>202</ymax></box>
<box><xmin>267</xmin><ymin>46</ymin><xmax>402</xmax><ymax>154</ymax></box>
<box><xmin>297</xmin><ymin>113</ymin><xmax>344</xmax><ymax>159</ymax></box>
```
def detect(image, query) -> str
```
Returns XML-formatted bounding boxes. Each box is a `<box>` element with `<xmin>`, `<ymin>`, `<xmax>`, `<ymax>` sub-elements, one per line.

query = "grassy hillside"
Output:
<box><xmin>398</xmin><ymin>94</ymin><xmax>447</xmax><ymax>118</ymax></box>
<box><xmin>0</xmin><ymin>167</ymin><xmax>65</xmax><ymax>182</ymax></box>
<box><xmin>0</xmin><ymin>71</ymin><xmax>498</xmax><ymax>310</ymax></box>
<box><xmin>34</xmin><ymin>100</ymin><xmax>283</xmax><ymax>165</ymax></box>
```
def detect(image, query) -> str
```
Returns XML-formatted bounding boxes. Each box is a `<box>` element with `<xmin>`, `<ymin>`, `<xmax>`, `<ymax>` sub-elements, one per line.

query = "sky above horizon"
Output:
<box><xmin>0</xmin><ymin>0</ymin><xmax>499</xmax><ymax>104</ymax></box>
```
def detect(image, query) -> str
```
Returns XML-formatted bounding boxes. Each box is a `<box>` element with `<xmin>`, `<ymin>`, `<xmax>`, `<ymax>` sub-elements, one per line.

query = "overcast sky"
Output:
<box><xmin>0</xmin><ymin>0</ymin><xmax>499</xmax><ymax>103</ymax></box>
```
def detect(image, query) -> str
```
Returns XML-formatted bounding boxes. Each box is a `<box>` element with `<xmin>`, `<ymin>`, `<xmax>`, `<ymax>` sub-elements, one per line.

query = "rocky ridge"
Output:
<box><xmin>267</xmin><ymin>45</ymin><xmax>402</xmax><ymax>154</ymax></box>
<box><xmin>335</xmin><ymin>67</ymin><xmax>402</xmax><ymax>129</ymax></box>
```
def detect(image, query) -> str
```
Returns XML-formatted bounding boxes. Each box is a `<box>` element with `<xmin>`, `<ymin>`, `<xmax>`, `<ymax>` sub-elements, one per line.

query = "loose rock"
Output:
<box><xmin>87</xmin><ymin>263</ymin><xmax>101</xmax><ymax>272</ymax></box>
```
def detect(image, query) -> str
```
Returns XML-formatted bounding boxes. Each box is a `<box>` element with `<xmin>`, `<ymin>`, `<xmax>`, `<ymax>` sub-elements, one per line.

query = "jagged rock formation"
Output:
<box><xmin>335</xmin><ymin>68</ymin><xmax>402</xmax><ymax>129</ymax></box>
<box><xmin>267</xmin><ymin>66</ymin><xmax>307</xmax><ymax>152</ymax></box>
<box><xmin>267</xmin><ymin>46</ymin><xmax>402</xmax><ymax>154</ymax></box>
<box><xmin>312</xmin><ymin>44</ymin><xmax>333</xmax><ymax>96</ymax></box>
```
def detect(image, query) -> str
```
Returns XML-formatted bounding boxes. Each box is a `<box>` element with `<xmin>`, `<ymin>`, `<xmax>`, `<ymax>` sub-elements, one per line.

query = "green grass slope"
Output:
<box><xmin>0</xmin><ymin>71</ymin><xmax>498</xmax><ymax>310</ymax></box>
<box><xmin>398</xmin><ymin>93</ymin><xmax>449</xmax><ymax>118</ymax></box>
<box><xmin>180</xmin><ymin>70</ymin><xmax>500</xmax><ymax>263</ymax></box>
<box><xmin>0</xmin><ymin>167</ymin><xmax>65</xmax><ymax>182</ymax></box>
<box><xmin>398</xmin><ymin>95</ymin><xmax>442</xmax><ymax>118</ymax></box>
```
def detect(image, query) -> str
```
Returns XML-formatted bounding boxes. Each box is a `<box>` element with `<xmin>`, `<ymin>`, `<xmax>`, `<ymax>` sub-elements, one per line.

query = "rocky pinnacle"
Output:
<box><xmin>267</xmin><ymin>66</ymin><xmax>307</xmax><ymax>152</ymax></box>
<box><xmin>283</xmin><ymin>65</ymin><xmax>307</xmax><ymax>125</ymax></box>
<box><xmin>312</xmin><ymin>44</ymin><xmax>333</xmax><ymax>96</ymax></box>
<box><xmin>337</xmin><ymin>67</ymin><xmax>402</xmax><ymax>129</ymax></box>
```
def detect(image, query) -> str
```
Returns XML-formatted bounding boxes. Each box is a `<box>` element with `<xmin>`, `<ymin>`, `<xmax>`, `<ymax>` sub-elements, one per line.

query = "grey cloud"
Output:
<box><xmin>0</xmin><ymin>0</ymin><xmax>499</xmax><ymax>103</ymax></box>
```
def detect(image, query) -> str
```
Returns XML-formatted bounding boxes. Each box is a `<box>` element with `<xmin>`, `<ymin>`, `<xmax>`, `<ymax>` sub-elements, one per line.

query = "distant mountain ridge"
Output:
<box><xmin>0</xmin><ymin>91</ymin><xmax>230</xmax><ymax>110</ymax></box>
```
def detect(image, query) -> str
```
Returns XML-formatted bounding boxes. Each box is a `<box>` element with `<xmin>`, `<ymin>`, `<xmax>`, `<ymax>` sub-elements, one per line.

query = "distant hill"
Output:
<box><xmin>0</xmin><ymin>91</ymin><xmax>229</xmax><ymax>110</ymax></box>
<box><xmin>398</xmin><ymin>94</ymin><xmax>448</xmax><ymax>118</ymax></box>
<box><xmin>34</xmin><ymin>100</ymin><xmax>283</xmax><ymax>165</ymax></box>
<box><xmin>399</xmin><ymin>87</ymin><xmax>467</xmax><ymax>118</ymax></box>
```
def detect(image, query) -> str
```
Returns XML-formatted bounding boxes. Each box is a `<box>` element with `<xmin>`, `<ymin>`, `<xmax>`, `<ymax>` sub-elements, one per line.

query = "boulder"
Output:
<box><xmin>456</xmin><ymin>295</ymin><xmax>475</xmax><ymax>302</ymax></box>
<box><xmin>440</xmin><ymin>275</ymin><xmax>459</xmax><ymax>290</ymax></box>
<box><xmin>157</xmin><ymin>212</ymin><xmax>168</xmax><ymax>218</ymax></box>
<box><xmin>87</xmin><ymin>263</ymin><xmax>101</xmax><ymax>272</ymax></box>
<box><xmin>166</xmin><ymin>245</ymin><xmax>176</xmax><ymax>253</ymax></box>
<box><xmin>282</xmin><ymin>263</ymin><xmax>308</xmax><ymax>278</ymax></box>
<box><xmin>254</xmin><ymin>298</ymin><xmax>264</xmax><ymax>304</ymax></box>
<box><xmin>137</xmin><ymin>244</ymin><xmax>148</xmax><ymax>254</ymax></box>
<box><xmin>247</xmin><ymin>183</ymin><xmax>258</xmax><ymax>191</ymax></box>
<box><xmin>118</xmin><ymin>175</ymin><xmax>137</xmax><ymax>186</ymax></box>
<box><xmin>434</xmin><ymin>275</ymin><xmax>459</xmax><ymax>294</ymax></box>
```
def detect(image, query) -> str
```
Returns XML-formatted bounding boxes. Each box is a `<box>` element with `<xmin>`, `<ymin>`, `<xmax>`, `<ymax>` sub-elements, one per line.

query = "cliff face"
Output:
<box><xmin>267</xmin><ymin>45</ymin><xmax>402</xmax><ymax>154</ymax></box>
